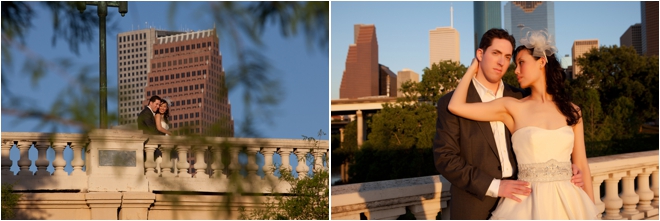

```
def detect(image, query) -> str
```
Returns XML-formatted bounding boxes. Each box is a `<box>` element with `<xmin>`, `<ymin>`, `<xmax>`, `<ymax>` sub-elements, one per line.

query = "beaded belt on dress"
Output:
<box><xmin>517</xmin><ymin>159</ymin><xmax>572</xmax><ymax>182</ymax></box>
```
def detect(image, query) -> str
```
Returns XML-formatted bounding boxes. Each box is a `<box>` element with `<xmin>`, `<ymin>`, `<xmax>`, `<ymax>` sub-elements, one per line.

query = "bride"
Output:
<box><xmin>155</xmin><ymin>101</ymin><xmax>171</xmax><ymax>136</ymax></box>
<box><xmin>448</xmin><ymin>31</ymin><xmax>599</xmax><ymax>219</ymax></box>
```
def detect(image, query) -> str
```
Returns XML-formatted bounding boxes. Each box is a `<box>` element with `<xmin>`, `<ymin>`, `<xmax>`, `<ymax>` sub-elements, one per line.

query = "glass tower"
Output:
<box><xmin>474</xmin><ymin>1</ymin><xmax>502</xmax><ymax>50</ymax></box>
<box><xmin>504</xmin><ymin>1</ymin><xmax>555</xmax><ymax>46</ymax></box>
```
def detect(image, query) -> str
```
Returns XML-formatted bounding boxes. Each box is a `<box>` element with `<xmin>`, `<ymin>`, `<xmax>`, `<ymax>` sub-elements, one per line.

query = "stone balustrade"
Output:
<box><xmin>330</xmin><ymin>150</ymin><xmax>659</xmax><ymax>220</ymax></box>
<box><xmin>1</xmin><ymin>129</ymin><xmax>328</xmax><ymax>219</ymax></box>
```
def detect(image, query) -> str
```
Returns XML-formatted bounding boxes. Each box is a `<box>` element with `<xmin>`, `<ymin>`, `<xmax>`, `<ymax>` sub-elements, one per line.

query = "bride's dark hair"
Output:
<box><xmin>513</xmin><ymin>45</ymin><xmax>581</xmax><ymax>126</ymax></box>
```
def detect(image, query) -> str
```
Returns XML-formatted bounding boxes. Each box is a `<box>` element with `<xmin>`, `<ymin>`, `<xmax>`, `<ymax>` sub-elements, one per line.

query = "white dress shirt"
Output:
<box><xmin>471</xmin><ymin>77</ymin><xmax>513</xmax><ymax>198</ymax></box>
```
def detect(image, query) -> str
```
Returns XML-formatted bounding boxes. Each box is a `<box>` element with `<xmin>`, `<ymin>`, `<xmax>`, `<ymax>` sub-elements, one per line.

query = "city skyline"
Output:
<box><xmin>2</xmin><ymin>2</ymin><xmax>328</xmax><ymax>140</ymax></box>
<box><xmin>331</xmin><ymin>1</ymin><xmax>642</xmax><ymax>99</ymax></box>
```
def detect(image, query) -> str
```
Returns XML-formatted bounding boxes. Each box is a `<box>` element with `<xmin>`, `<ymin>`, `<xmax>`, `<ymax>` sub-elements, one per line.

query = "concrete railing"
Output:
<box><xmin>1</xmin><ymin>129</ymin><xmax>328</xmax><ymax>219</ymax></box>
<box><xmin>330</xmin><ymin>150</ymin><xmax>659</xmax><ymax>220</ymax></box>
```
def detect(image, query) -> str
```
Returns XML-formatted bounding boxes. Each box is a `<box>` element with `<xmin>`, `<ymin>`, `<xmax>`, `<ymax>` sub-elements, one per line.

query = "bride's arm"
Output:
<box><xmin>155</xmin><ymin>114</ymin><xmax>171</xmax><ymax>135</ymax></box>
<box><xmin>447</xmin><ymin>59</ymin><xmax>515</xmax><ymax>125</ymax></box>
<box><xmin>571</xmin><ymin>106</ymin><xmax>595</xmax><ymax>203</ymax></box>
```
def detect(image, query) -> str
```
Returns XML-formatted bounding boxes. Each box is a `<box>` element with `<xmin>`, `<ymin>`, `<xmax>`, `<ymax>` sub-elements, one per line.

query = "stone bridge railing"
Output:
<box><xmin>1</xmin><ymin>129</ymin><xmax>328</xmax><ymax>219</ymax></box>
<box><xmin>331</xmin><ymin>150</ymin><xmax>659</xmax><ymax>220</ymax></box>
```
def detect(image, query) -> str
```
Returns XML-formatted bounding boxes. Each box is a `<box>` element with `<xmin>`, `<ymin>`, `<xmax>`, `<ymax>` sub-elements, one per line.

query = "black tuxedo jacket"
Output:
<box><xmin>137</xmin><ymin>106</ymin><xmax>163</xmax><ymax>135</ymax></box>
<box><xmin>433</xmin><ymin>81</ymin><xmax>526</xmax><ymax>219</ymax></box>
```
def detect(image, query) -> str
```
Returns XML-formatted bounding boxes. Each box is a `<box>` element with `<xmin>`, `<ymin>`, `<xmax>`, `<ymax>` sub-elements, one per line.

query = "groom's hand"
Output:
<box><xmin>498</xmin><ymin>180</ymin><xmax>531</xmax><ymax>202</ymax></box>
<box><xmin>571</xmin><ymin>164</ymin><xmax>584</xmax><ymax>188</ymax></box>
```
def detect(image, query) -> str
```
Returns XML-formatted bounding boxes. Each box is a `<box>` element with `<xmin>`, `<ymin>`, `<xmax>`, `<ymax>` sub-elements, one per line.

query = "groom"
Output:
<box><xmin>137</xmin><ymin>95</ymin><xmax>164</xmax><ymax>135</ymax></box>
<box><xmin>433</xmin><ymin>29</ymin><xmax>582</xmax><ymax>219</ymax></box>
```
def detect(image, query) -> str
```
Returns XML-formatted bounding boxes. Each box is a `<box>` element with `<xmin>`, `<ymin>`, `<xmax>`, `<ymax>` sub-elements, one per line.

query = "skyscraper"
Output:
<box><xmin>474</xmin><ymin>1</ymin><xmax>502</xmax><ymax>50</ymax></box>
<box><xmin>429</xmin><ymin>27</ymin><xmax>460</xmax><ymax>67</ymax></box>
<box><xmin>117</xmin><ymin>28</ymin><xmax>183</xmax><ymax>126</ymax></box>
<box><xmin>117</xmin><ymin>28</ymin><xmax>234</xmax><ymax>136</ymax></box>
<box><xmin>430</xmin><ymin>6</ymin><xmax>460</xmax><ymax>67</ymax></box>
<box><xmin>620</xmin><ymin>23</ymin><xmax>643</xmax><ymax>55</ymax></box>
<box><xmin>396</xmin><ymin>69</ymin><xmax>420</xmax><ymax>97</ymax></box>
<box><xmin>641</xmin><ymin>1</ymin><xmax>658</xmax><ymax>56</ymax></box>
<box><xmin>504</xmin><ymin>1</ymin><xmax>555</xmax><ymax>46</ymax></box>
<box><xmin>340</xmin><ymin>24</ymin><xmax>379</xmax><ymax>99</ymax></box>
<box><xmin>571</xmin><ymin>39</ymin><xmax>599</xmax><ymax>79</ymax></box>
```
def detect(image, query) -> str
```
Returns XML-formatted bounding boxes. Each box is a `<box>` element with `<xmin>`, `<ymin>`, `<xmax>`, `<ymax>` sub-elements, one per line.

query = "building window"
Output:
<box><xmin>149</xmin><ymin>77</ymin><xmax>153</xmax><ymax>82</ymax></box>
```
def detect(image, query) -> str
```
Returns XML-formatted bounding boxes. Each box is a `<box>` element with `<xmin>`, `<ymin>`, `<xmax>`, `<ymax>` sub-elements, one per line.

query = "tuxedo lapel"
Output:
<box><xmin>466</xmin><ymin>82</ymin><xmax>500</xmax><ymax>160</ymax></box>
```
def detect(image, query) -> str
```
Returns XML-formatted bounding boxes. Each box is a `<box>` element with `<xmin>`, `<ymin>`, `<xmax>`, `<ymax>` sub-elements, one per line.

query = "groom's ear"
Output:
<box><xmin>476</xmin><ymin>48</ymin><xmax>484</xmax><ymax>62</ymax></box>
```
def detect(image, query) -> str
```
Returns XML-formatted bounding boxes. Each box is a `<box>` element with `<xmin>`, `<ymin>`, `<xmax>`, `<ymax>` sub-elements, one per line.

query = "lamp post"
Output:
<box><xmin>77</xmin><ymin>1</ymin><xmax>128</xmax><ymax>129</ymax></box>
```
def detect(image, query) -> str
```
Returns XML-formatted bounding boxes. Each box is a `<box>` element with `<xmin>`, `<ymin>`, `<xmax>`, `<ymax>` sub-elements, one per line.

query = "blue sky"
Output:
<box><xmin>330</xmin><ymin>1</ymin><xmax>642</xmax><ymax>99</ymax></box>
<box><xmin>2</xmin><ymin>2</ymin><xmax>329</xmax><ymax>140</ymax></box>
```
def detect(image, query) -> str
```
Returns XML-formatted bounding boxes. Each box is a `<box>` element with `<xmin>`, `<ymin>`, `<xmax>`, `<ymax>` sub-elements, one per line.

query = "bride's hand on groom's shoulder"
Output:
<box><xmin>498</xmin><ymin>180</ymin><xmax>531</xmax><ymax>203</ymax></box>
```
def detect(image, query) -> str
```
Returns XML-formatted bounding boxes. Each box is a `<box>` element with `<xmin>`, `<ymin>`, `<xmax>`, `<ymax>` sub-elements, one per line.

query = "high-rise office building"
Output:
<box><xmin>641</xmin><ymin>1</ymin><xmax>658</xmax><ymax>56</ymax></box>
<box><xmin>430</xmin><ymin>27</ymin><xmax>460</xmax><ymax>67</ymax></box>
<box><xmin>430</xmin><ymin>6</ymin><xmax>460</xmax><ymax>67</ymax></box>
<box><xmin>560</xmin><ymin>54</ymin><xmax>572</xmax><ymax>69</ymax></box>
<box><xmin>571</xmin><ymin>39</ymin><xmax>599</xmax><ymax>79</ymax></box>
<box><xmin>396</xmin><ymin>69</ymin><xmax>420</xmax><ymax>97</ymax></box>
<box><xmin>117</xmin><ymin>28</ymin><xmax>183</xmax><ymax>126</ymax></box>
<box><xmin>340</xmin><ymin>24</ymin><xmax>379</xmax><ymax>99</ymax></box>
<box><xmin>379</xmin><ymin>64</ymin><xmax>397</xmax><ymax>97</ymax></box>
<box><xmin>117</xmin><ymin>28</ymin><xmax>234</xmax><ymax>136</ymax></box>
<box><xmin>504</xmin><ymin>1</ymin><xmax>555</xmax><ymax>46</ymax></box>
<box><xmin>474</xmin><ymin>1</ymin><xmax>502</xmax><ymax>50</ymax></box>
<box><xmin>620</xmin><ymin>23</ymin><xmax>643</xmax><ymax>55</ymax></box>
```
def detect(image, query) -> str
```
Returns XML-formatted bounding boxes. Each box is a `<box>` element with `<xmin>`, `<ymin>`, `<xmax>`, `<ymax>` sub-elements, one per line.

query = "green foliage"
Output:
<box><xmin>2</xmin><ymin>183</ymin><xmax>22</xmax><ymax>220</ymax></box>
<box><xmin>420</xmin><ymin>60</ymin><xmax>466</xmax><ymax>104</ymax></box>
<box><xmin>570</xmin><ymin>45</ymin><xmax>659</xmax><ymax>141</ymax></box>
<box><xmin>366</xmin><ymin>102</ymin><xmax>436</xmax><ymax>149</ymax></box>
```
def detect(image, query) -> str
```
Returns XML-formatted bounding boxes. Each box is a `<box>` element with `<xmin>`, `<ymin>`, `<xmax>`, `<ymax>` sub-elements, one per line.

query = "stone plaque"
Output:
<box><xmin>99</xmin><ymin>150</ymin><xmax>136</xmax><ymax>167</ymax></box>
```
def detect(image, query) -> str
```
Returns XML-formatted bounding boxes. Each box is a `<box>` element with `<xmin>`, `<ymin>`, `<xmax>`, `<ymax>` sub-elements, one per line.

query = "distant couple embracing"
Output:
<box><xmin>433</xmin><ymin>28</ymin><xmax>599</xmax><ymax>219</ymax></box>
<box><xmin>137</xmin><ymin>95</ymin><xmax>171</xmax><ymax>136</ymax></box>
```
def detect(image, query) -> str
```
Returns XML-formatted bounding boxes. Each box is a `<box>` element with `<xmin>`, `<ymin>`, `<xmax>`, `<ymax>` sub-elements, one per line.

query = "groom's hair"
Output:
<box><xmin>478</xmin><ymin>28</ymin><xmax>516</xmax><ymax>53</ymax></box>
<box><xmin>148</xmin><ymin>95</ymin><xmax>162</xmax><ymax>104</ymax></box>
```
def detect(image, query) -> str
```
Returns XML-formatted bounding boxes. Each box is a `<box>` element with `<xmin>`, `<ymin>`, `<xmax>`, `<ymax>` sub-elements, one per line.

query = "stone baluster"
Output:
<box><xmin>176</xmin><ymin>145</ymin><xmax>191</xmax><ymax>177</ymax></box>
<box><xmin>228</xmin><ymin>147</ymin><xmax>241</xmax><ymax>176</ymax></box>
<box><xmin>70</xmin><ymin>143</ymin><xmax>85</xmax><ymax>176</ymax></box>
<box><xmin>278</xmin><ymin>148</ymin><xmax>293</xmax><ymax>175</ymax></box>
<box><xmin>636</xmin><ymin>167</ymin><xmax>655</xmax><ymax>215</ymax></box>
<box><xmin>603</xmin><ymin>173</ymin><xmax>624</xmax><ymax>219</ymax></box>
<box><xmin>209</xmin><ymin>145</ymin><xmax>225</xmax><ymax>179</ymax></box>
<box><xmin>592</xmin><ymin>175</ymin><xmax>607</xmax><ymax>218</ymax></box>
<box><xmin>34</xmin><ymin>141</ymin><xmax>51</xmax><ymax>176</ymax></box>
<box><xmin>51</xmin><ymin>142</ymin><xmax>68</xmax><ymax>176</ymax></box>
<box><xmin>312</xmin><ymin>148</ymin><xmax>325</xmax><ymax>172</ymax></box>
<box><xmin>193</xmin><ymin>146</ymin><xmax>209</xmax><ymax>178</ymax></box>
<box><xmin>16</xmin><ymin>141</ymin><xmax>33</xmax><ymax>176</ymax></box>
<box><xmin>294</xmin><ymin>148</ymin><xmax>309</xmax><ymax>179</ymax></box>
<box><xmin>160</xmin><ymin>145</ymin><xmax>176</xmax><ymax>177</ymax></box>
<box><xmin>652</xmin><ymin>168</ymin><xmax>658</xmax><ymax>208</ymax></box>
<box><xmin>144</xmin><ymin>144</ymin><xmax>159</xmax><ymax>177</ymax></box>
<box><xmin>621</xmin><ymin>169</ymin><xmax>643</xmax><ymax>219</ymax></box>
<box><xmin>1</xmin><ymin>141</ymin><xmax>13</xmax><ymax>176</ymax></box>
<box><xmin>246</xmin><ymin>147</ymin><xmax>260</xmax><ymax>181</ymax></box>
<box><xmin>322</xmin><ymin>149</ymin><xmax>329</xmax><ymax>171</ymax></box>
<box><xmin>261</xmin><ymin>148</ymin><xmax>276</xmax><ymax>180</ymax></box>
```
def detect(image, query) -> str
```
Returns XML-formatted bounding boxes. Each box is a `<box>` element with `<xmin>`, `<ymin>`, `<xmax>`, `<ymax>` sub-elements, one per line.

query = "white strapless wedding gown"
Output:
<box><xmin>161</xmin><ymin>121</ymin><xmax>169</xmax><ymax>136</ymax></box>
<box><xmin>490</xmin><ymin>126</ymin><xmax>599</xmax><ymax>220</ymax></box>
